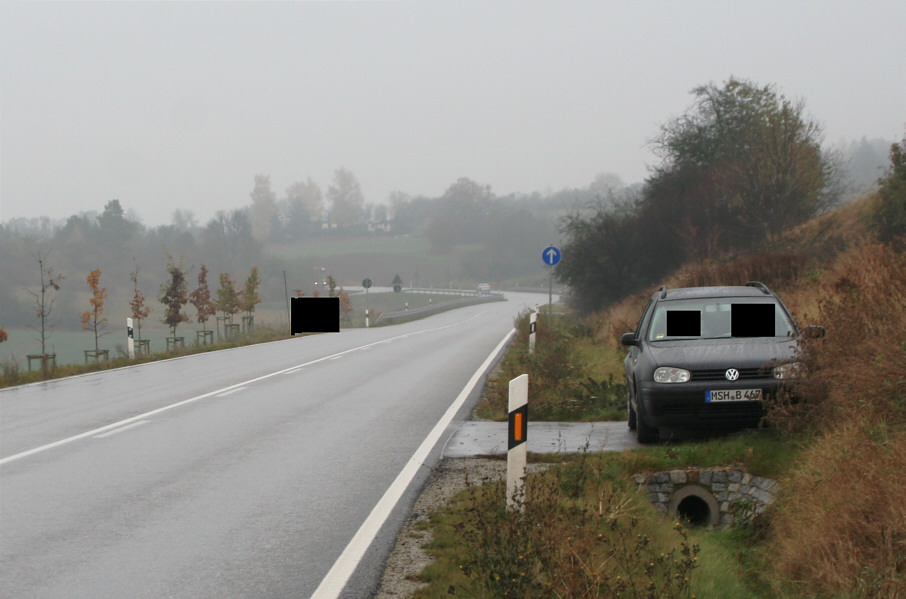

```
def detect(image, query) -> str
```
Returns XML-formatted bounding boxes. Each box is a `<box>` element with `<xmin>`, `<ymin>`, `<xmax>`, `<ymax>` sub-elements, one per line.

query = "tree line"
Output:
<box><xmin>556</xmin><ymin>77</ymin><xmax>868</xmax><ymax>313</ymax></box>
<box><xmin>1</xmin><ymin>243</ymin><xmax>263</xmax><ymax>361</ymax></box>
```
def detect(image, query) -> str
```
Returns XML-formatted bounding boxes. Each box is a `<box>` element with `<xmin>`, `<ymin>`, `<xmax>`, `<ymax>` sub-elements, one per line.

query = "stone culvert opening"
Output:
<box><xmin>668</xmin><ymin>485</ymin><xmax>720</xmax><ymax>528</ymax></box>
<box><xmin>635</xmin><ymin>469</ymin><xmax>779</xmax><ymax>528</ymax></box>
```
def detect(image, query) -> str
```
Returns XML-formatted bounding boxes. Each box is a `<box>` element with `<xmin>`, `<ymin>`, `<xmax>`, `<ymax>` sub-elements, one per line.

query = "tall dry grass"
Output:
<box><xmin>766</xmin><ymin>243</ymin><xmax>906</xmax><ymax>434</ymax></box>
<box><xmin>764</xmin><ymin>243</ymin><xmax>906</xmax><ymax>597</ymax></box>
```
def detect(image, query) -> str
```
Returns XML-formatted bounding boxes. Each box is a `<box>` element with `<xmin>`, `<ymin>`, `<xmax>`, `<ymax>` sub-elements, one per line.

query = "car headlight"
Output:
<box><xmin>653</xmin><ymin>367</ymin><xmax>691</xmax><ymax>383</ymax></box>
<box><xmin>773</xmin><ymin>362</ymin><xmax>803</xmax><ymax>380</ymax></box>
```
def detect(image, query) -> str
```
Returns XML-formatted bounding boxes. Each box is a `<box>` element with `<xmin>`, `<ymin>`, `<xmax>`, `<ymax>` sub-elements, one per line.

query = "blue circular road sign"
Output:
<box><xmin>542</xmin><ymin>245</ymin><xmax>562</xmax><ymax>266</ymax></box>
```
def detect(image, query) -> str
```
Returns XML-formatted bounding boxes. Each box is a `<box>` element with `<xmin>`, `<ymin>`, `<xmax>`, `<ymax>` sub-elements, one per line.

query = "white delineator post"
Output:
<box><xmin>507</xmin><ymin>374</ymin><xmax>529</xmax><ymax>512</ymax></box>
<box><xmin>127</xmin><ymin>318</ymin><xmax>135</xmax><ymax>359</ymax></box>
<box><xmin>528</xmin><ymin>309</ymin><xmax>537</xmax><ymax>354</ymax></box>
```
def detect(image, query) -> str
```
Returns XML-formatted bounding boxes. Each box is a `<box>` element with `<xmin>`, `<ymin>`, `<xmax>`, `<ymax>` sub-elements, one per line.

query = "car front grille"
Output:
<box><xmin>690</xmin><ymin>367</ymin><xmax>768</xmax><ymax>381</ymax></box>
<box><xmin>659</xmin><ymin>401</ymin><xmax>766</xmax><ymax>421</ymax></box>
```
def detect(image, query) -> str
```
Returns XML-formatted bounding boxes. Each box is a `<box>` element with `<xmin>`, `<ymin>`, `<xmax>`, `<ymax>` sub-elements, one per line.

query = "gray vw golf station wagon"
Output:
<box><xmin>620</xmin><ymin>281</ymin><xmax>823</xmax><ymax>443</ymax></box>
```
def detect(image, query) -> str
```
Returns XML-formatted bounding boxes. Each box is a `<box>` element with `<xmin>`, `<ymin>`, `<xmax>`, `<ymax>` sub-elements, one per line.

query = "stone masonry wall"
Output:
<box><xmin>632</xmin><ymin>468</ymin><xmax>780</xmax><ymax>528</ymax></box>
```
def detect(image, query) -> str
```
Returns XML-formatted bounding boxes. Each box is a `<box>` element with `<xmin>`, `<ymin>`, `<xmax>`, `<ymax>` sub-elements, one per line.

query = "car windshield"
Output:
<box><xmin>647</xmin><ymin>299</ymin><xmax>795</xmax><ymax>341</ymax></box>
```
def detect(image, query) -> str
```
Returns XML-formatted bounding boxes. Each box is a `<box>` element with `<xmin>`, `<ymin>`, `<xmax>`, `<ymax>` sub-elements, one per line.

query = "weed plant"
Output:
<box><xmin>415</xmin><ymin>433</ymin><xmax>796</xmax><ymax>598</ymax></box>
<box><xmin>477</xmin><ymin>310</ymin><xmax>627</xmax><ymax>421</ymax></box>
<box><xmin>431</xmin><ymin>468</ymin><xmax>699</xmax><ymax>599</ymax></box>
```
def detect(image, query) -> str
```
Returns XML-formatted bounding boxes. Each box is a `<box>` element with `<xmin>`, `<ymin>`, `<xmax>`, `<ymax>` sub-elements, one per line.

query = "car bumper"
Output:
<box><xmin>638</xmin><ymin>379</ymin><xmax>780</xmax><ymax>429</ymax></box>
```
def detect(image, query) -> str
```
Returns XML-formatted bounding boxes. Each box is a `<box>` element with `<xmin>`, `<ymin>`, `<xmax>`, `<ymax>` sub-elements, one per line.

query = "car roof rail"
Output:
<box><xmin>745</xmin><ymin>281</ymin><xmax>772</xmax><ymax>295</ymax></box>
<box><xmin>658</xmin><ymin>285</ymin><xmax>667</xmax><ymax>299</ymax></box>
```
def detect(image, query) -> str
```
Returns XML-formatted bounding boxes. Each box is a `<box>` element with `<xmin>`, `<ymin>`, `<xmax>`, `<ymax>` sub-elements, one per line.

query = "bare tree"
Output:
<box><xmin>26</xmin><ymin>252</ymin><xmax>64</xmax><ymax>365</ymax></box>
<box><xmin>129</xmin><ymin>266</ymin><xmax>152</xmax><ymax>342</ymax></box>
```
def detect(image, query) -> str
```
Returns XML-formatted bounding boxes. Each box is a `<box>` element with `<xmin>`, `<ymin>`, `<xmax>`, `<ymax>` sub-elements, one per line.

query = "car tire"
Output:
<box><xmin>627</xmin><ymin>398</ymin><xmax>637</xmax><ymax>430</ymax></box>
<box><xmin>636</xmin><ymin>404</ymin><xmax>659</xmax><ymax>444</ymax></box>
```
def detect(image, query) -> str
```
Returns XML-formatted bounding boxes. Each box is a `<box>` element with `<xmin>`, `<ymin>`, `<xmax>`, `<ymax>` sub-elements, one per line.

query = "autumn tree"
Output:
<box><xmin>159</xmin><ymin>253</ymin><xmax>189</xmax><ymax>338</ymax></box>
<box><xmin>216</xmin><ymin>273</ymin><xmax>240</xmax><ymax>327</ymax></box>
<box><xmin>238</xmin><ymin>267</ymin><xmax>262</xmax><ymax>329</ymax></box>
<box><xmin>129</xmin><ymin>266</ymin><xmax>152</xmax><ymax>342</ymax></box>
<box><xmin>80</xmin><ymin>268</ymin><xmax>108</xmax><ymax>352</ymax></box>
<box><xmin>338</xmin><ymin>287</ymin><xmax>353</xmax><ymax>325</ymax></box>
<box><xmin>326</xmin><ymin>274</ymin><xmax>337</xmax><ymax>298</ymax></box>
<box><xmin>188</xmin><ymin>264</ymin><xmax>217</xmax><ymax>334</ymax></box>
<box><xmin>0</xmin><ymin>304</ymin><xmax>7</xmax><ymax>344</ymax></box>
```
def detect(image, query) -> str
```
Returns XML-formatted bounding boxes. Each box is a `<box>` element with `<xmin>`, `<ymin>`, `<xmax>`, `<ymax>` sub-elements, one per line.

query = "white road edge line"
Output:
<box><xmin>0</xmin><ymin>322</ymin><xmax>470</xmax><ymax>467</ymax></box>
<box><xmin>310</xmin><ymin>327</ymin><xmax>516</xmax><ymax>599</ymax></box>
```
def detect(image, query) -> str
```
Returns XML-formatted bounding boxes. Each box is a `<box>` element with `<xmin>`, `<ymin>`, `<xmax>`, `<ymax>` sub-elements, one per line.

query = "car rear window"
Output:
<box><xmin>646</xmin><ymin>299</ymin><xmax>795</xmax><ymax>340</ymax></box>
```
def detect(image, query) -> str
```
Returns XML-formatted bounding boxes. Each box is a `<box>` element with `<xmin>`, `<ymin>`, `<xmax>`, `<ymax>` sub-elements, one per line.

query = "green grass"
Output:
<box><xmin>0</xmin><ymin>325</ymin><xmax>288</xmax><ymax>388</ymax></box>
<box><xmin>475</xmin><ymin>309</ymin><xmax>628</xmax><ymax>422</ymax></box>
<box><xmin>412</xmin><ymin>432</ymin><xmax>800</xmax><ymax>599</ymax></box>
<box><xmin>0</xmin><ymin>292</ymin><xmax>495</xmax><ymax>387</ymax></box>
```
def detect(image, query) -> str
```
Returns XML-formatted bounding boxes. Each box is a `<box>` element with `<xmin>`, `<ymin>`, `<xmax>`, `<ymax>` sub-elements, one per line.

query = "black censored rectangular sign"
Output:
<box><xmin>291</xmin><ymin>297</ymin><xmax>340</xmax><ymax>334</ymax></box>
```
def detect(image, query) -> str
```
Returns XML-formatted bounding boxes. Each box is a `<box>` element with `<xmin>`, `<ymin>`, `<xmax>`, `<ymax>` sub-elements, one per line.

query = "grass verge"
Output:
<box><xmin>0</xmin><ymin>326</ymin><xmax>289</xmax><ymax>389</ymax></box>
<box><xmin>413</xmin><ymin>431</ymin><xmax>797</xmax><ymax>598</ymax></box>
<box><xmin>475</xmin><ymin>309</ymin><xmax>627</xmax><ymax>422</ymax></box>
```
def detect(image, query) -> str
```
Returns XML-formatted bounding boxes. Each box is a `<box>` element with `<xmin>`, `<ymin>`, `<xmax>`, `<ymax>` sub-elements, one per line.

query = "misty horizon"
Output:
<box><xmin>2</xmin><ymin>1</ymin><xmax>904</xmax><ymax>227</ymax></box>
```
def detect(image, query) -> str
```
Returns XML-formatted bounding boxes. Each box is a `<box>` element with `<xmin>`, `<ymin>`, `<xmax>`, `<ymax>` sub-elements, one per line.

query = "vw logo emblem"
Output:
<box><xmin>725</xmin><ymin>368</ymin><xmax>740</xmax><ymax>381</ymax></box>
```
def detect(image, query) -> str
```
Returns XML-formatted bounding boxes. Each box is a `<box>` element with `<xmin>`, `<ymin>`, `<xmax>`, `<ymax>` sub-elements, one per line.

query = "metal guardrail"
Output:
<box><xmin>372</xmin><ymin>293</ymin><xmax>505</xmax><ymax>326</ymax></box>
<box><xmin>405</xmin><ymin>287</ymin><xmax>505</xmax><ymax>298</ymax></box>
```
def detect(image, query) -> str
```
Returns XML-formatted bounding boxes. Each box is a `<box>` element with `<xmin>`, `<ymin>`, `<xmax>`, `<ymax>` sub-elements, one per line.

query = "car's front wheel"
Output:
<box><xmin>635</xmin><ymin>403</ymin><xmax>659</xmax><ymax>444</ymax></box>
<box><xmin>628</xmin><ymin>400</ymin><xmax>637</xmax><ymax>430</ymax></box>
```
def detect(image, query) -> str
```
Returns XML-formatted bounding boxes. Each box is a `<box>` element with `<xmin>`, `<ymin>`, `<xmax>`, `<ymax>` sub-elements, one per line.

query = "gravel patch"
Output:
<box><xmin>373</xmin><ymin>457</ymin><xmax>548</xmax><ymax>598</ymax></box>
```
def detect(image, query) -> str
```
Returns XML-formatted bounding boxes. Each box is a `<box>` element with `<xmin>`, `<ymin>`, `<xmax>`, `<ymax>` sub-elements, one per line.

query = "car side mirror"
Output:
<box><xmin>621</xmin><ymin>332</ymin><xmax>639</xmax><ymax>347</ymax></box>
<box><xmin>801</xmin><ymin>325</ymin><xmax>826</xmax><ymax>339</ymax></box>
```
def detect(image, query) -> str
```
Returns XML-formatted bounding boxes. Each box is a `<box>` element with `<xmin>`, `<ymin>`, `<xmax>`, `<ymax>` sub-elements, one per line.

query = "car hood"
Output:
<box><xmin>646</xmin><ymin>337</ymin><xmax>798</xmax><ymax>370</ymax></box>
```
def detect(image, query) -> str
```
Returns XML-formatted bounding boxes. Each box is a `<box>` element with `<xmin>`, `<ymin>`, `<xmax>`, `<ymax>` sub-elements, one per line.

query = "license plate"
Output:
<box><xmin>706</xmin><ymin>388</ymin><xmax>762</xmax><ymax>402</ymax></box>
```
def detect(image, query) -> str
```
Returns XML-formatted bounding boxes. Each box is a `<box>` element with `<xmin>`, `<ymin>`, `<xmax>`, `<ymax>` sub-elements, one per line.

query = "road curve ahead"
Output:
<box><xmin>0</xmin><ymin>293</ymin><xmax>542</xmax><ymax>598</ymax></box>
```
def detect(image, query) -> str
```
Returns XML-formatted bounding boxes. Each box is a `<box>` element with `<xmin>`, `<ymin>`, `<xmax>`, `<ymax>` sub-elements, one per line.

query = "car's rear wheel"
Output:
<box><xmin>636</xmin><ymin>404</ymin><xmax>659</xmax><ymax>444</ymax></box>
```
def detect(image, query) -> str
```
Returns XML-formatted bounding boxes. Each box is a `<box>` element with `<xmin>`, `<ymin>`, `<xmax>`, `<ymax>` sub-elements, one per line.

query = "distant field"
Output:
<box><xmin>0</xmin><ymin>292</ymin><xmax>484</xmax><ymax>368</ymax></box>
<box><xmin>268</xmin><ymin>236</ymin><xmax>494</xmax><ymax>291</ymax></box>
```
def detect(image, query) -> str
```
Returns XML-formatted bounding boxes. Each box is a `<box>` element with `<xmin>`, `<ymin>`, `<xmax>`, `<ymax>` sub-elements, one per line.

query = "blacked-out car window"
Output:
<box><xmin>647</xmin><ymin>300</ymin><xmax>795</xmax><ymax>341</ymax></box>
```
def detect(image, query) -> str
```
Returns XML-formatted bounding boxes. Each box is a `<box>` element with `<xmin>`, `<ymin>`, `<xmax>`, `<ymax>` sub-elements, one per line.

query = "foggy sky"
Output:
<box><xmin>1</xmin><ymin>0</ymin><xmax>904</xmax><ymax>227</ymax></box>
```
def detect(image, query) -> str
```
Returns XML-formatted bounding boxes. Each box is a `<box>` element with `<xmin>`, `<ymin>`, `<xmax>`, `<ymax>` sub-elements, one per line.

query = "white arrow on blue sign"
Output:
<box><xmin>542</xmin><ymin>245</ymin><xmax>562</xmax><ymax>266</ymax></box>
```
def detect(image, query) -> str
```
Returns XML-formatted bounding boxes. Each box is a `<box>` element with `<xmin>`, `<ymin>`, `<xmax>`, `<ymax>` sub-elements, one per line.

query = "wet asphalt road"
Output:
<box><xmin>0</xmin><ymin>295</ymin><xmax>544</xmax><ymax>599</ymax></box>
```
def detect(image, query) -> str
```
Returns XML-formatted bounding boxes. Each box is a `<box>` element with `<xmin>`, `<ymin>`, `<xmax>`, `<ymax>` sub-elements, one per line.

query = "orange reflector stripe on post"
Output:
<box><xmin>514</xmin><ymin>413</ymin><xmax>523</xmax><ymax>442</ymax></box>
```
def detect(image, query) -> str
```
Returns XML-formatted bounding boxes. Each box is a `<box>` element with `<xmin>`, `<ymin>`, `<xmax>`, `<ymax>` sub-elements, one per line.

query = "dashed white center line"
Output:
<box><xmin>215</xmin><ymin>387</ymin><xmax>247</xmax><ymax>397</ymax></box>
<box><xmin>0</xmin><ymin>316</ymin><xmax>477</xmax><ymax>467</ymax></box>
<box><xmin>93</xmin><ymin>420</ymin><xmax>149</xmax><ymax>439</ymax></box>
